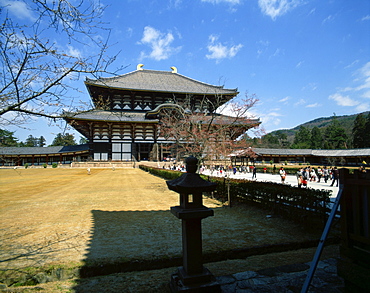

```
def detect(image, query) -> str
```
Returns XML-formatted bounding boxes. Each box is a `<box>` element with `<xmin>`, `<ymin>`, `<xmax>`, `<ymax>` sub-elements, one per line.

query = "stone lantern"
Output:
<box><xmin>167</xmin><ymin>156</ymin><xmax>220</xmax><ymax>292</ymax></box>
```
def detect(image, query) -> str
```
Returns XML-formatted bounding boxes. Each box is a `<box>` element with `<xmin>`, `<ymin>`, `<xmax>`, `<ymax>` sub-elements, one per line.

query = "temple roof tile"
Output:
<box><xmin>85</xmin><ymin>69</ymin><xmax>238</xmax><ymax>95</ymax></box>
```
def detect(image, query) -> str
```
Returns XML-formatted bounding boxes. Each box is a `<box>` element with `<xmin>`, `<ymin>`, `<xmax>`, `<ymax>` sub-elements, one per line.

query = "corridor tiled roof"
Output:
<box><xmin>252</xmin><ymin>148</ymin><xmax>370</xmax><ymax>157</ymax></box>
<box><xmin>85</xmin><ymin>68</ymin><xmax>239</xmax><ymax>95</ymax></box>
<box><xmin>0</xmin><ymin>144</ymin><xmax>89</xmax><ymax>155</ymax></box>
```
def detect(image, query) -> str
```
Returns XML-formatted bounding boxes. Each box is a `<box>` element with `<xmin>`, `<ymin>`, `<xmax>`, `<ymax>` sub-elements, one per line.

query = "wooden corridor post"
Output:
<box><xmin>167</xmin><ymin>156</ymin><xmax>220</xmax><ymax>292</ymax></box>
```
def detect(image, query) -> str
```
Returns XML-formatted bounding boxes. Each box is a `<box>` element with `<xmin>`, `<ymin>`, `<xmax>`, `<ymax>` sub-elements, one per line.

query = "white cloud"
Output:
<box><xmin>256</xmin><ymin>40</ymin><xmax>270</xmax><ymax>57</ymax></box>
<box><xmin>272</xmin><ymin>118</ymin><xmax>281</xmax><ymax>125</ymax></box>
<box><xmin>257</xmin><ymin>110</ymin><xmax>283</xmax><ymax>127</ymax></box>
<box><xmin>356</xmin><ymin>103</ymin><xmax>370</xmax><ymax>112</ymax></box>
<box><xmin>361</xmin><ymin>15</ymin><xmax>370</xmax><ymax>21</ymax></box>
<box><xmin>296</xmin><ymin>61</ymin><xmax>304</xmax><ymax>68</ymax></box>
<box><xmin>305</xmin><ymin>103</ymin><xmax>321</xmax><ymax>108</ymax></box>
<box><xmin>126</xmin><ymin>27</ymin><xmax>133</xmax><ymax>38</ymax></box>
<box><xmin>67</xmin><ymin>45</ymin><xmax>82</xmax><ymax>58</ymax></box>
<box><xmin>139</xmin><ymin>26</ymin><xmax>181</xmax><ymax>61</ymax></box>
<box><xmin>302</xmin><ymin>83</ymin><xmax>317</xmax><ymax>91</ymax></box>
<box><xmin>328</xmin><ymin>93</ymin><xmax>359</xmax><ymax>107</ymax></box>
<box><xmin>258</xmin><ymin>0</ymin><xmax>301</xmax><ymax>20</ymax></box>
<box><xmin>206</xmin><ymin>35</ymin><xmax>243</xmax><ymax>62</ymax></box>
<box><xmin>308</xmin><ymin>8</ymin><xmax>316</xmax><ymax>16</ymax></box>
<box><xmin>169</xmin><ymin>0</ymin><xmax>183</xmax><ymax>8</ymax></box>
<box><xmin>342</xmin><ymin>62</ymin><xmax>370</xmax><ymax>94</ymax></box>
<box><xmin>329</xmin><ymin>62</ymin><xmax>370</xmax><ymax>110</ymax></box>
<box><xmin>269</xmin><ymin>48</ymin><xmax>284</xmax><ymax>59</ymax></box>
<box><xmin>0</xmin><ymin>0</ymin><xmax>35</xmax><ymax>21</ymax></box>
<box><xmin>322</xmin><ymin>14</ymin><xmax>334</xmax><ymax>24</ymax></box>
<box><xmin>279</xmin><ymin>97</ymin><xmax>289</xmax><ymax>103</ymax></box>
<box><xmin>362</xmin><ymin>90</ymin><xmax>370</xmax><ymax>99</ymax></box>
<box><xmin>344</xmin><ymin>60</ymin><xmax>359</xmax><ymax>69</ymax></box>
<box><xmin>294</xmin><ymin>98</ymin><xmax>305</xmax><ymax>107</ymax></box>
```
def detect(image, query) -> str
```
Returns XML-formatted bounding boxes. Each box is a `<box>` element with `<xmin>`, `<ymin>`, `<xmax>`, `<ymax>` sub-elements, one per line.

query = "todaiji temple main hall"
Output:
<box><xmin>63</xmin><ymin>64</ymin><xmax>248</xmax><ymax>162</ymax></box>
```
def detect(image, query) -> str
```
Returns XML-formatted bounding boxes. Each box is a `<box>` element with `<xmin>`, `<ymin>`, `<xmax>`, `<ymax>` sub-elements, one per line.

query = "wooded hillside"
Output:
<box><xmin>250</xmin><ymin>111</ymin><xmax>370</xmax><ymax>149</ymax></box>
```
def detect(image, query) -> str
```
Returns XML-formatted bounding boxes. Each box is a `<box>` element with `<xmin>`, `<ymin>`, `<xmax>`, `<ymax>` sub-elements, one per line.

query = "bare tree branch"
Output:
<box><xmin>0</xmin><ymin>0</ymin><xmax>121</xmax><ymax>127</ymax></box>
<box><xmin>158</xmin><ymin>93</ymin><xmax>260</xmax><ymax>163</ymax></box>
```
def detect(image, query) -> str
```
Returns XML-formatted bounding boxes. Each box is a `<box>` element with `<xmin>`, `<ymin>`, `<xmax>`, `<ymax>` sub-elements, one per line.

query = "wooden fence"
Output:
<box><xmin>338</xmin><ymin>168</ymin><xmax>370</xmax><ymax>292</ymax></box>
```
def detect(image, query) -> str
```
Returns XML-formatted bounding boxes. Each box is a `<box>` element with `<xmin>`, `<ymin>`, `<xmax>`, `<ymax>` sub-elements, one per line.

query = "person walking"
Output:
<box><xmin>297</xmin><ymin>175</ymin><xmax>304</xmax><ymax>188</ymax></box>
<box><xmin>323</xmin><ymin>166</ymin><xmax>329</xmax><ymax>183</ymax></box>
<box><xmin>279</xmin><ymin>167</ymin><xmax>286</xmax><ymax>184</ymax></box>
<box><xmin>330</xmin><ymin>166</ymin><xmax>339</xmax><ymax>187</ymax></box>
<box><xmin>310</xmin><ymin>168</ymin><xmax>317</xmax><ymax>182</ymax></box>
<box><xmin>317</xmin><ymin>167</ymin><xmax>323</xmax><ymax>182</ymax></box>
<box><xmin>252</xmin><ymin>166</ymin><xmax>257</xmax><ymax>179</ymax></box>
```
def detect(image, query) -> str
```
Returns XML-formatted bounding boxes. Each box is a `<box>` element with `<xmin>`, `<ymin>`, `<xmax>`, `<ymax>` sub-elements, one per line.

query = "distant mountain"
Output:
<box><xmin>258</xmin><ymin>111</ymin><xmax>369</xmax><ymax>147</ymax></box>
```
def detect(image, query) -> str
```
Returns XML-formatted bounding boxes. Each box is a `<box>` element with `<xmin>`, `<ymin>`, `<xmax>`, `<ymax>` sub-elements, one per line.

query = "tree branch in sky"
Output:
<box><xmin>0</xmin><ymin>0</ymin><xmax>121</xmax><ymax>127</ymax></box>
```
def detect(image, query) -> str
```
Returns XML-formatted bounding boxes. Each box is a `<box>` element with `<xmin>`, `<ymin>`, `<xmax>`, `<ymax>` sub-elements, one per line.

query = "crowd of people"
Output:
<box><xmin>295</xmin><ymin>166</ymin><xmax>340</xmax><ymax>188</ymax></box>
<box><xmin>161</xmin><ymin>162</ymin><xmax>367</xmax><ymax>189</ymax></box>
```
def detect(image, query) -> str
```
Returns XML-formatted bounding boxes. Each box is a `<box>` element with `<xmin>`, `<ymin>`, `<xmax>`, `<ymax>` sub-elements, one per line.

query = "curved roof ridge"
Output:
<box><xmin>85</xmin><ymin>68</ymin><xmax>238</xmax><ymax>95</ymax></box>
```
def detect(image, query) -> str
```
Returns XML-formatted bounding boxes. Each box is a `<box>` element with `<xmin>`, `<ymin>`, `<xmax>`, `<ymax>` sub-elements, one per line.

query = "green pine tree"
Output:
<box><xmin>292</xmin><ymin>126</ymin><xmax>311</xmax><ymax>148</ymax></box>
<box><xmin>24</xmin><ymin>135</ymin><xmax>38</xmax><ymax>147</ymax></box>
<box><xmin>310</xmin><ymin>127</ymin><xmax>323</xmax><ymax>149</ymax></box>
<box><xmin>364</xmin><ymin>112</ymin><xmax>370</xmax><ymax>147</ymax></box>
<box><xmin>79</xmin><ymin>136</ymin><xmax>88</xmax><ymax>144</ymax></box>
<box><xmin>0</xmin><ymin>129</ymin><xmax>18</xmax><ymax>146</ymax></box>
<box><xmin>324</xmin><ymin>116</ymin><xmax>348</xmax><ymax>149</ymax></box>
<box><xmin>50</xmin><ymin>133</ymin><xmax>77</xmax><ymax>146</ymax></box>
<box><xmin>38</xmin><ymin>136</ymin><xmax>46</xmax><ymax>147</ymax></box>
<box><xmin>352</xmin><ymin>113</ymin><xmax>366</xmax><ymax>148</ymax></box>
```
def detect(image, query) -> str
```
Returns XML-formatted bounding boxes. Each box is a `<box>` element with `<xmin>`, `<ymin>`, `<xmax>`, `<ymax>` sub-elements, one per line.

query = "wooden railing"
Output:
<box><xmin>338</xmin><ymin>168</ymin><xmax>370</xmax><ymax>292</ymax></box>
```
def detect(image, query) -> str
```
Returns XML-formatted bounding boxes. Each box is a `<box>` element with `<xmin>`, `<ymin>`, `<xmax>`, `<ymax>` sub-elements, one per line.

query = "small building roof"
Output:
<box><xmin>85</xmin><ymin>67</ymin><xmax>239</xmax><ymax>96</ymax></box>
<box><xmin>0</xmin><ymin>144</ymin><xmax>89</xmax><ymax>156</ymax></box>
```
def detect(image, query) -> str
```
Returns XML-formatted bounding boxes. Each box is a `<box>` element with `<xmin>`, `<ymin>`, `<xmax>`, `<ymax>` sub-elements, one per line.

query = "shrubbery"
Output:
<box><xmin>52</xmin><ymin>163</ymin><xmax>58</xmax><ymax>168</ymax></box>
<box><xmin>139</xmin><ymin>165</ymin><xmax>182</xmax><ymax>180</ymax></box>
<box><xmin>204</xmin><ymin>176</ymin><xmax>331</xmax><ymax>226</ymax></box>
<box><xmin>139</xmin><ymin>165</ymin><xmax>332</xmax><ymax>229</ymax></box>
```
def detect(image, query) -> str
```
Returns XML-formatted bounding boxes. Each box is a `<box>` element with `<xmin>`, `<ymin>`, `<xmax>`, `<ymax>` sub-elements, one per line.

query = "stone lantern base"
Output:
<box><xmin>170</xmin><ymin>266</ymin><xmax>220</xmax><ymax>292</ymax></box>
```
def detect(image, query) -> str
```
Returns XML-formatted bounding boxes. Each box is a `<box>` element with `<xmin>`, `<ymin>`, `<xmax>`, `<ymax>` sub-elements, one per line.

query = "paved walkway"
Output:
<box><xmin>201</xmin><ymin>169</ymin><xmax>340</xmax><ymax>198</ymax></box>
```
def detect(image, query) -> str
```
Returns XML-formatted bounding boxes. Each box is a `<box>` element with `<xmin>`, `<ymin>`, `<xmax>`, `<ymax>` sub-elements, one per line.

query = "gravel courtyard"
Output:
<box><xmin>0</xmin><ymin>167</ymin><xmax>337</xmax><ymax>292</ymax></box>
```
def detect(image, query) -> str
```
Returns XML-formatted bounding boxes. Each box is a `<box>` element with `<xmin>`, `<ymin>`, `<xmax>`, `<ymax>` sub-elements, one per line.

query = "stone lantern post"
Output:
<box><xmin>167</xmin><ymin>156</ymin><xmax>220</xmax><ymax>292</ymax></box>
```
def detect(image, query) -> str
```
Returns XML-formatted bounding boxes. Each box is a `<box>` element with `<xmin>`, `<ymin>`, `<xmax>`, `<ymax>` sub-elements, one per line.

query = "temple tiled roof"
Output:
<box><xmin>85</xmin><ymin>68</ymin><xmax>239</xmax><ymax>95</ymax></box>
<box><xmin>64</xmin><ymin>110</ymin><xmax>157</xmax><ymax>123</ymax></box>
<box><xmin>0</xmin><ymin>144</ymin><xmax>89</xmax><ymax>155</ymax></box>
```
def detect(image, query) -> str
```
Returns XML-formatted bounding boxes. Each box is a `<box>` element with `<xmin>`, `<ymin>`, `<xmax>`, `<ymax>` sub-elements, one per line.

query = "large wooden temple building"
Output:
<box><xmin>63</xmin><ymin>64</ymin><xmax>258</xmax><ymax>162</ymax></box>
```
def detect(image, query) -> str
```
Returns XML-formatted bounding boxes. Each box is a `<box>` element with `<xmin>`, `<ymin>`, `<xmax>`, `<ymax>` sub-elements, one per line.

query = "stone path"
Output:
<box><xmin>218</xmin><ymin>258</ymin><xmax>344</xmax><ymax>293</ymax></box>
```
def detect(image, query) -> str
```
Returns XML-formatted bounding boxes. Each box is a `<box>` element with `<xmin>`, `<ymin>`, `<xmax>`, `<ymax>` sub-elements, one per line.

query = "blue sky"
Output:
<box><xmin>2</xmin><ymin>0</ymin><xmax>370</xmax><ymax>144</ymax></box>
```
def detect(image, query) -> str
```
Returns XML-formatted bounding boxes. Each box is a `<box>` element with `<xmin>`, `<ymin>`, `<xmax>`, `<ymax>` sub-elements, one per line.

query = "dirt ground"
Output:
<box><xmin>0</xmin><ymin>167</ymin><xmax>339</xmax><ymax>292</ymax></box>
